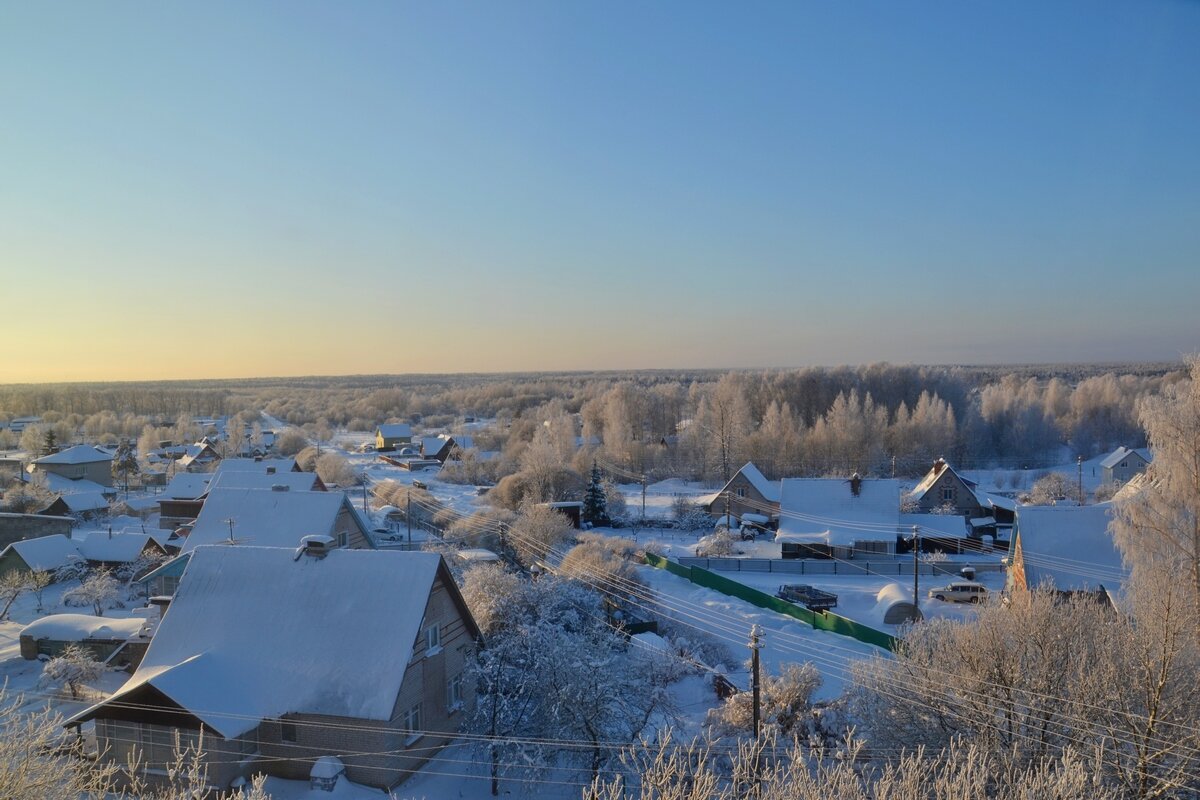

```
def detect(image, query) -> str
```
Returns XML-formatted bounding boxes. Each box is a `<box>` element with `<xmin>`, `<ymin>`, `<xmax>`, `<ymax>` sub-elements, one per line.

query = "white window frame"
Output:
<box><xmin>425</xmin><ymin>623</ymin><xmax>442</xmax><ymax>656</ymax></box>
<box><xmin>403</xmin><ymin>703</ymin><xmax>422</xmax><ymax>746</ymax></box>
<box><xmin>941</xmin><ymin>487</ymin><xmax>954</xmax><ymax>502</ymax></box>
<box><xmin>447</xmin><ymin>673</ymin><xmax>464</xmax><ymax>714</ymax></box>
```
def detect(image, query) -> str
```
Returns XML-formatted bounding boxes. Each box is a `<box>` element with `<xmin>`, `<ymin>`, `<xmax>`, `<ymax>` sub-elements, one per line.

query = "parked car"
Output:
<box><xmin>412</xmin><ymin>479</ymin><xmax>428</xmax><ymax>490</ymax></box>
<box><xmin>928</xmin><ymin>581</ymin><xmax>989</xmax><ymax>604</ymax></box>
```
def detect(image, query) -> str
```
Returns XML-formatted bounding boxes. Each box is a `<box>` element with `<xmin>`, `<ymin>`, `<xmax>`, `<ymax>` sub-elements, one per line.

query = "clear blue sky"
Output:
<box><xmin>2</xmin><ymin>1</ymin><xmax>1198</xmax><ymax>380</ymax></box>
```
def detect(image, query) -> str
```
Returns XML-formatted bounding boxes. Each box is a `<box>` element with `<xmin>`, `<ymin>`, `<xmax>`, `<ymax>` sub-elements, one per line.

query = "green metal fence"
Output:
<box><xmin>643</xmin><ymin>552</ymin><xmax>896</xmax><ymax>651</ymax></box>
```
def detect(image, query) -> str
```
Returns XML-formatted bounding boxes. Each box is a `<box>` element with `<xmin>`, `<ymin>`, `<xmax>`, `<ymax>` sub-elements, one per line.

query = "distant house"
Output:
<box><xmin>212</xmin><ymin>457</ymin><xmax>301</xmax><ymax>475</ymax></box>
<box><xmin>30</xmin><ymin>445</ymin><xmax>114</xmax><ymax>488</ymax></box>
<box><xmin>157</xmin><ymin>473</ymin><xmax>215</xmax><ymax>530</ymax></box>
<box><xmin>69</xmin><ymin>545</ymin><xmax>483</xmax><ymax>791</ymax></box>
<box><xmin>177</xmin><ymin>439</ymin><xmax>222</xmax><ymax>472</ymax></box>
<box><xmin>376</xmin><ymin>424</ymin><xmax>413</xmax><ymax>452</ymax></box>
<box><xmin>77</xmin><ymin>531</ymin><xmax>168</xmax><ymax>570</ymax></box>
<box><xmin>699</xmin><ymin>462</ymin><xmax>781</xmax><ymax>524</ymax></box>
<box><xmin>1008</xmin><ymin>503</ymin><xmax>1125</xmax><ymax>603</ymax></box>
<box><xmin>40</xmin><ymin>492</ymin><xmax>112</xmax><ymax>520</ymax></box>
<box><xmin>183</xmin><ymin>487</ymin><xmax>374</xmax><ymax>552</ymax></box>
<box><xmin>1100</xmin><ymin>446</ymin><xmax>1150</xmax><ymax>485</ymax></box>
<box><xmin>776</xmin><ymin>476</ymin><xmax>902</xmax><ymax>558</ymax></box>
<box><xmin>906</xmin><ymin>459</ymin><xmax>1016</xmax><ymax>533</ymax></box>
<box><xmin>419</xmin><ymin>436</ymin><xmax>459</xmax><ymax>464</ymax></box>
<box><xmin>0</xmin><ymin>534</ymin><xmax>82</xmax><ymax>580</ymax></box>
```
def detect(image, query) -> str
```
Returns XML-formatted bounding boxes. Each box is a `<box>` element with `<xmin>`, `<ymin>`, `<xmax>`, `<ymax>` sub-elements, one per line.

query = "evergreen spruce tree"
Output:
<box><xmin>41</xmin><ymin>429</ymin><xmax>57</xmax><ymax>456</ymax></box>
<box><xmin>582</xmin><ymin>462</ymin><xmax>610</xmax><ymax>526</ymax></box>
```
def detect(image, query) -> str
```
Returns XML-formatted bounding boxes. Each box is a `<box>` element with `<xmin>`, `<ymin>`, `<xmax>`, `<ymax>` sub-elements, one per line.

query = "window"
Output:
<box><xmin>337</xmin><ymin>531</ymin><xmax>348</xmax><ymax>547</ymax></box>
<box><xmin>280</xmin><ymin>720</ymin><xmax>298</xmax><ymax>742</ymax></box>
<box><xmin>402</xmin><ymin>703</ymin><xmax>422</xmax><ymax>745</ymax></box>
<box><xmin>735</xmin><ymin>487</ymin><xmax>746</xmax><ymax>498</ymax></box>
<box><xmin>447</xmin><ymin>673</ymin><xmax>464</xmax><ymax>713</ymax></box>
<box><xmin>425</xmin><ymin>623</ymin><xmax>441</xmax><ymax>655</ymax></box>
<box><xmin>941</xmin><ymin>487</ymin><xmax>954</xmax><ymax>502</ymax></box>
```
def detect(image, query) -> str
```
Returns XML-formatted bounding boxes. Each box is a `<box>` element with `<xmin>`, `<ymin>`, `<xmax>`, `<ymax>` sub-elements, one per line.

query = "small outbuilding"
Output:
<box><xmin>19</xmin><ymin>613</ymin><xmax>147</xmax><ymax>661</ymax></box>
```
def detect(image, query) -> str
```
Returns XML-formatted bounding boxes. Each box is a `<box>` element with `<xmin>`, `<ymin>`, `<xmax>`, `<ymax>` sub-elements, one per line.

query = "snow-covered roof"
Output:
<box><xmin>1100</xmin><ymin>446</ymin><xmax>1151</xmax><ymax>470</ymax></box>
<box><xmin>71</xmin><ymin>546</ymin><xmax>449</xmax><ymax>738</ymax></box>
<box><xmin>377</xmin><ymin>424</ymin><xmax>412</xmax><ymax>438</ymax></box>
<box><xmin>184</xmin><ymin>488</ymin><xmax>354</xmax><ymax>552</ymax></box>
<box><xmin>21</xmin><ymin>613</ymin><xmax>145</xmax><ymax>642</ymax></box>
<box><xmin>455</xmin><ymin>548</ymin><xmax>501</xmax><ymax>563</ymax></box>
<box><xmin>162</xmin><ymin>473</ymin><xmax>213</xmax><ymax>500</ymax></box>
<box><xmin>34</xmin><ymin>445</ymin><xmax>112</xmax><ymax>466</ymax></box>
<box><xmin>209</xmin><ymin>470</ymin><xmax>321</xmax><ymax>492</ymax></box>
<box><xmin>728</xmin><ymin>462</ymin><xmax>780</xmax><ymax>503</ymax></box>
<box><xmin>900</xmin><ymin>513</ymin><xmax>968</xmax><ymax>537</ymax></box>
<box><xmin>421</xmin><ymin>436</ymin><xmax>451</xmax><ymax>456</ymax></box>
<box><xmin>980</xmin><ymin>492</ymin><xmax>1016</xmax><ymax>513</ymax></box>
<box><xmin>2</xmin><ymin>535</ymin><xmax>82</xmax><ymax>571</ymax></box>
<box><xmin>908</xmin><ymin>459</ymin><xmax>977</xmax><ymax>499</ymax></box>
<box><xmin>213</xmin><ymin>457</ymin><xmax>298</xmax><ymax>475</ymax></box>
<box><xmin>1015</xmin><ymin>503</ymin><xmax>1126</xmax><ymax>592</ymax></box>
<box><xmin>56</xmin><ymin>492</ymin><xmax>111</xmax><ymax>513</ymax></box>
<box><xmin>778</xmin><ymin>478</ymin><xmax>901</xmax><ymax>545</ymax></box>
<box><xmin>77</xmin><ymin>531</ymin><xmax>161</xmax><ymax>563</ymax></box>
<box><xmin>33</xmin><ymin>473</ymin><xmax>112</xmax><ymax>495</ymax></box>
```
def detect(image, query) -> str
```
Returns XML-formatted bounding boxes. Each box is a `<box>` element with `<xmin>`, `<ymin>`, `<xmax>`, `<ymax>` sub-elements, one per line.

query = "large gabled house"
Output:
<box><xmin>1100</xmin><ymin>446</ymin><xmax>1151</xmax><ymax>485</ymax></box>
<box><xmin>157</xmin><ymin>467</ymin><xmax>323</xmax><ymax>531</ymax></box>
<box><xmin>906</xmin><ymin>458</ymin><xmax>1016</xmax><ymax>535</ymax></box>
<box><xmin>29</xmin><ymin>445</ymin><xmax>114</xmax><ymax>488</ymax></box>
<box><xmin>700</xmin><ymin>462</ymin><xmax>781</xmax><ymax>526</ymax></box>
<box><xmin>376</xmin><ymin>424</ymin><xmax>413</xmax><ymax>452</ymax></box>
<box><xmin>68</xmin><ymin>545</ymin><xmax>482</xmax><ymax>791</ymax></box>
<box><xmin>775</xmin><ymin>476</ymin><xmax>903</xmax><ymax>558</ymax></box>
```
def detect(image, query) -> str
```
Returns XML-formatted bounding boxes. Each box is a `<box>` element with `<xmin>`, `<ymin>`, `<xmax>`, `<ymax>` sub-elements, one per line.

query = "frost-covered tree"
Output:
<box><xmin>508</xmin><ymin>503</ymin><xmax>573</xmax><ymax>566</ymax></box>
<box><xmin>0</xmin><ymin>570</ymin><xmax>30</xmax><ymax>620</ymax></box>
<box><xmin>63</xmin><ymin>570</ymin><xmax>122</xmax><ymax>616</ymax></box>
<box><xmin>315</xmin><ymin>453</ymin><xmax>355</xmax><ymax>486</ymax></box>
<box><xmin>1023</xmin><ymin>471</ymin><xmax>1075</xmax><ymax>505</ymax></box>
<box><xmin>111</xmin><ymin>441</ymin><xmax>139</xmax><ymax>491</ymax></box>
<box><xmin>274</xmin><ymin>428</ymin><xmax>308</xmax><ymax>456</ymax></box>
<box><xmin>582</xmin><ymin>463</ymin><xmax>610</xmax><ymax>526</ymax></box>
<box><xmin>1112</xmin><ymin>356</ymin><xmax>1200</xmax><ymax>627</ymax></box>
<box><xmin>706</xmin><ymin>662</ymin><xmax>822</xmax><ymax>740</ymax></box>
<box><xmin>467</xmin><ymin>575</ymin><xmax>671</xmax><ymax>792</ymax></box>
<box><xmin>38</xmin><ymin>644</ymin><xmax>104</xmax><ymax>700</ymax></box>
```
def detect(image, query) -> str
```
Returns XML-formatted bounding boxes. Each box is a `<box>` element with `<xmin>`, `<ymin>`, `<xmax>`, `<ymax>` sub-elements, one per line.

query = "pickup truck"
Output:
<box><xmin>777</xmin><ymin>584</ymin><xmax>838</xmax><ymax>612</ymax></box>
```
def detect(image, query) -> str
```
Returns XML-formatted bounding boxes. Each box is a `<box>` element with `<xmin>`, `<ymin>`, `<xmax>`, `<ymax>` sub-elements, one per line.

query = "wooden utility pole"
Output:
<box><xmin>750</xmin><ymin>625</ymin><xmax>762</xmax><ymax>739</ymax></box>
<box><xmin>407</xmin><ymin>492</ymin><xmax>412</xmax><ymax>548</ymax></box>
<box><xmin>641</xmin><ymin>474</ymin><xmax>647</xmax><ymax>521</ymax></box>
<box><xmin>912</xmin><ymin>525</ymin><xmax>921</xmax><ymax>615</ymax></box>
<box><xmin>1077</xmin><ymin>455</ymin><xmax>1084</xmax><ymax>505</ymax></box>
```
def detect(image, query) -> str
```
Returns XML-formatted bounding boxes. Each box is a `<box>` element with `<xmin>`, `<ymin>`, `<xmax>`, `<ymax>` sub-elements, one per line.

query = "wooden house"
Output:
<box><xmin>1100</xmin><ymin>446</ymin><xmax>1150</xmax><ymax>485</ymax></box>
<box><xmin>68</xmin><ymin>545</ymin><xmax>482</xmax><ymax>791</ymax></box>
<box><xmin>376</xmin><ymin>424</ymin><xmax>413</xmax><ymax>452</ymax></box>
<box><xmin>699</xmin><ymin>462</ymin><xmax>781</xmax><ymax>525</ymax></box>
<box><xmin>30</xmin><ymin>445</ymin><xmax>114</xmax><ymax>488</ymax></box>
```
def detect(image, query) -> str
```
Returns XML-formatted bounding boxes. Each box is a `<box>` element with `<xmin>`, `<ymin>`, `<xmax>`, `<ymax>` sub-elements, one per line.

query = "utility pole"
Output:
<box><xmin>749</xmin><ymin>625</ymin><xmax>762</xmax><ymax>739</ymax></box>
<box><xmin>912</xmin><ymin>525</ymin><xmax>921</xmax><ymax>615</ymax></box>
<box><xmin>892</xmin><ymin>454</ymin><xmax>897</xmax><ymax>479</ymax></box>
<box><xmin>641</xmin><ymin>474</ymin><xmax>647</xmax><ymax>521</ymax></box>
<box><xmin>407</xmin><ymin>492</ymin><xmax>412</xmax><ymax>549</ymax></box>
<box><xmin>1077</xmin><ymin>455</ymin><xmax>1084</xmax><ymax>505</ymax></box>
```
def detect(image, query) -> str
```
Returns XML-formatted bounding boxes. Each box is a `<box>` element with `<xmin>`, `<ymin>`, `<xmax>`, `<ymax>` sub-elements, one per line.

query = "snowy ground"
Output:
<box><xmin>636</xmin><ymin>565</ymin><xmax>883</xmax><ymax>700</ymax></box>
<box><xmin>958</xmin><ymin>450</ymin><xmax>1124</xmax><ymax>497</ymax></box>
<box><xmin>712</xmin><ymin>567</ymin><xmax>1008</xmax><ymax>633</ymax></box>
